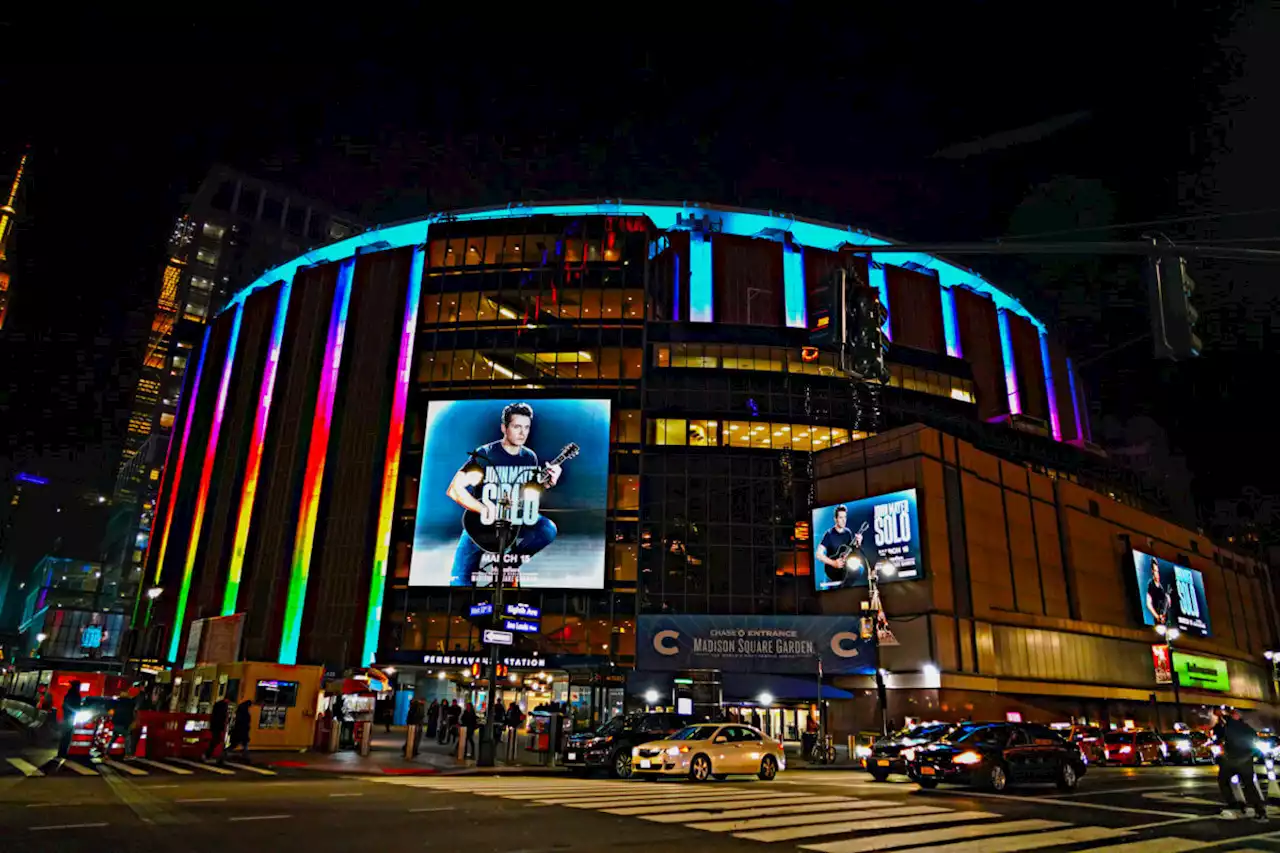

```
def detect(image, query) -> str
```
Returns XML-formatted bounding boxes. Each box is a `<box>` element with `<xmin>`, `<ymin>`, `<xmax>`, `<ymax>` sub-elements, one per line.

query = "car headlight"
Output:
<box><xmin>632</xmin><ymin>747</ymin><xmax>640</xmax><ymax>757</ymax></box>
<box><xmin>954</xmin><ymin>750</ymin><xmax>983</xmax><ymax>765</ymax></box>
<box><xmin>73</xmin><ymin>710</ymin><xmax>94</xmax><ymax>726</ymax></box>
<box><xmin>902</xmin><ymin>748</ymin><xmax>916</xmax><ymax>762</ymax></box>
<box><xmin>855</xmin><ymin>745</ymin><xmax>872</xmax><ymax>757</ymax></box>
<box><xmin>1176</xmin><ymin>740</ymin><xmax>1191</xmax><ymax>751</ymax></box>
<box><xmin>666</xmin><ymin>746</ymin><xmax>681</xmax><ymax>756</ymax></box>
<box><xmin>1257</xmin><ymin>740</ymin><xmax>1271</xmax><ymax>752</ymax></box>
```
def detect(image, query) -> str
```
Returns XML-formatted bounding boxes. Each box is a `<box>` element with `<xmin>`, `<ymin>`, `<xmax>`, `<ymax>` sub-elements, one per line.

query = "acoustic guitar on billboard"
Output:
<box><xmin>462</xmin><ymin>443</ymin><xmax>580</xmax><ymax>553</ymax></box>
<box><xmin>824</xmin><ymin>521</ymin><xmax>870</xmax><ymax>583</ymax></box>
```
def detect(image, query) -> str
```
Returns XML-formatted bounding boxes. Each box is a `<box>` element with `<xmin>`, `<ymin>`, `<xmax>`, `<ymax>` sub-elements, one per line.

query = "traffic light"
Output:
<box><xmin>1147</xmin><ymin>254</ymin><xmax>1201</xmax><ymax>360</ymax></box>
<box><xmin>807</xmin><ymin>269</ymin><xmax>846</xmax><ymax>349</ymax></box>
<box><xmin>469</xmin><ymin>662</ymin><xmax>482</xmax><ymax>679</ymax></box>
<box><xmin>496</xmin><ymin>664</ymin><xmax>509</xmax><ymax>678</ymax></box>
<box><xmin>848</xmin><ymin>284</ymin><xmax>891</xmax><ymax>383</ymax></box>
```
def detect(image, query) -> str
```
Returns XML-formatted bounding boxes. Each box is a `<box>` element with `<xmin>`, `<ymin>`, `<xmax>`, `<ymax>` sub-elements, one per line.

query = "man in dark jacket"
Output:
<box><xmin>406</xmin><ymin>698</ymin><xmax>426</xmax><ymax>757</ymax></box>
<box><xmin>226</xmin><ymin>699</ymin><xmax>253</xmax><ymax>765</ymax></box>
<box><xmin>205</xmin><ymin>697</ymin><xmax>230</xmax><ymax>762</ymax></box>
<box><xmin>57</xmin><ymin>681</ymin><xmax>82</xmax><ymax>760</ymax></box>
<box><xmin>1218</xmin><ymin>708</ymin><xmax>1267</xmax><ymax>821</ymax></box>
<box><xmin>461</xmin><ymin>702</ymin><xmax>478</xmax><ymax>759</ymax></box>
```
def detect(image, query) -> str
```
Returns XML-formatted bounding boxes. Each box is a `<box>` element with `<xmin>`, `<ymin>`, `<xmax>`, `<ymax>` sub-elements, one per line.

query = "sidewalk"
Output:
<box><xmin>266</xmin><ymin>727</ymin><xmax>567</xmax><ymax>777</ymax></box>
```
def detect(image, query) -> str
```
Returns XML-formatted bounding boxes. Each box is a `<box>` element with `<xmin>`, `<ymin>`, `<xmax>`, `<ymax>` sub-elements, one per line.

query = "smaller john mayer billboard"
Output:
<box><xmin>637</xmin><ymin>615</ymin><xmax>875</xmax><ymax>675</ymax></box>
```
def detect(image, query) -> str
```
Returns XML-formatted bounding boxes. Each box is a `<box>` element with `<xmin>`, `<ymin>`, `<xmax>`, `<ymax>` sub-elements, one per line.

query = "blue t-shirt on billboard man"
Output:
<box><xmin>816</xmin><ymin>505</ymin><xmax>870</xmax><ymax>587</ymax></box>
<box><xmin>446</xmin><ymin>402</ymin><xmax>562</xmax><ymax>587</ymax></box>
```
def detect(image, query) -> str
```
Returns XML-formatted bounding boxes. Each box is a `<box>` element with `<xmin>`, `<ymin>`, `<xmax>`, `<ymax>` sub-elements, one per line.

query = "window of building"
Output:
<box><xmin>211</xmin><ymin>181</ymin><xmax>235</xmax><ymax>211</ymax></box>
<box><xmin>189</xmin><ymin>275</ymin><xmax>214</xmax><ymax>293</ymax></box>
<box><xmin>611</xmin><ymin>476</ymin><xmax>640</xmax><ymax>511</ymax></box>
<box><xmin>196</xmin><ymin>246</ymin><xmax>219</xmax><ymax>267</ymax></box>
<box><xmin>286</xmin><ymin>204</ymin><xmax>307</xmax><ymax>234</ymax></box>
<box><xmin>261</xmin><ymin>196</ymin><xmax>284</xmax><ymax>227</ymax></box>
<box><xmin>651</xmin><ymin>418</ymin><xmax>865</xmax><ymax>452</ymax></box>
<box><xmin>236</xmin><ymin>187</ymin><xmax>260</xmax><ymax>218</ymax></box>
<box><xmin>159</xmin><ymin>413</ymin><xmax>174</xmax><ymax>429</ymax></box>
<box><xmin>613</xmin><ymin>411</ymin><xmax>642</xmax><ymax>444</ymax></box>
<box><xmin>201</xmin><ymin>223</ymin><xmax>226</xmax><ymax>241</ymax></box>
<box><xmin>329</xmin><ymin>220</ymin><xmax>356</xmax><ymax>241</ymax></box>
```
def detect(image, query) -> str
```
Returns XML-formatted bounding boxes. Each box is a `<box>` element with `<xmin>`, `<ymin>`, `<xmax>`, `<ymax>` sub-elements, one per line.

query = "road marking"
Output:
<box><xmin>225</xmin><ymin>762</ymin><xmax>276</xmax><ymax>775</ymax></box>
<box><xmin>132</xmin><ymin>759</ymin><xmax>193</xmax><ymax>775</ymax></box>
<box><xmin>6</xmin><ymin>757</ymin><xmax>44</xmax><ymax>777</ymax></box>
<box><xmin>177</xmin><ymin>797</ymin><xmax>227</xmax><ymax>804</ymax></box>
<box><xmin>329</xmin><ymin>792</ymin><xmax>364</xmax><ymax>797</ymax></box>
<box><xmin>948</xmin><ymin>789</ymin><xmax>1191</xmax><ymax>818</ymax></box>
<box><xmin>1083</xmin><ymin>838</ymin><xmax>1209</xmax><ymax>852</ymax></box>
<box><xmin>1142</xmin><ymin>790</ymin><xmax>1222</xmax><ymax>807</ymax></box>
<box><xmin>27</xmin><ymin>801</ymin><xmax>81</xmax><ymax>808</ymax></box>
<box><xmin>1051</xmin><ymin>782</ymin><xmax>1214</xmax><ymax>798</ymax></box>
<box><xmin>641</xmin><ymin>797</ymin><xmax>865</xmax><ymax>822</ymax></box>
<box><xmin>57</xmin><ymin>760</ymin><xmax>99</xmax><ymax>776</ymax></box>
<box><xmin>737</xmin><ymin>810</ymin><xmax>1001</xmax><ymax>843</ymax></box>
<box><xmin>409</xmin><ymin>806</ymin><xmax>457</xmax><ymax>812</ymax></box>
<box><xmin>885</xmin><ymin>825</ymin><xmax>1129</xmax><ymax>853</ymax></box>
<box><xmin>102</xmin><ymin>759</ymin><xmax>148</xmax><ymax>776</ymax></box>
<box><xmin>167</xmin><ymin>758</ymin><xmax>235</xmax><ymax>775</ymax></box>
<box><xmin>228</xmin><ymin>814</ymin><xmax>291</xmax><ymax>822</ymax></box>
<box><xmin>30</xmin><ymin>822</ymin><xmax>110</xmax><ymax>831</ymax></box>
<box><xmin>601</xmin><ymin>793</ymin><xmax>863</xmax><ymax>815</ymax></box>
<box><xmin>141</xmin><ymin>784</ymin><xmax>180</xmax><ymax>789</ymax></box>
<box><xmin>690</xmin><ymin>805</ymin><xmax>945</xmax><ymax>833</ymax></box>
<box><xmin>799</xmin><ymin>819</ymin><xmax>1067</xmax><ymax>853</ymax></box>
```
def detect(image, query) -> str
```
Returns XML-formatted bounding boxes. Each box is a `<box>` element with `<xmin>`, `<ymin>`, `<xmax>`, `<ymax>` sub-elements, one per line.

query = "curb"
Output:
<box><xmin>268</xmin><ymin>761</ymin><xmax>566</xmax><ymax>777</ymax></box>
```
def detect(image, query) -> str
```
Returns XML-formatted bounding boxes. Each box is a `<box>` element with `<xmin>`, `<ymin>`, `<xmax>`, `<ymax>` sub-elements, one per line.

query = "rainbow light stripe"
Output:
<box><xmin>997</xmin><ymin>309</ymin><xmax>1022</xmax><ymax>415</ymax></box>
<box><xmin>279</xmin><ymin>258</ymin><xmax>355</xmax><ymax>665</ymax></box>
<box><xmin>360</xmin><ymin>246</ymin><xmax>425</xmax><ymax>667</ymax></box>
<box><xmin>688</xmin><ymin>233</ymin><xmax>713</xmax><ymax>322</ymax></box>
<box><xmin>1067</xmin><ymin>357</ymin><xmax>1086</xmax><ymax>441</ymax></box>
<box><xmin>782</xmin><ymin>242</ymin><xmax>805</xmax><ymax>329</ymax></box>
<box><xmin>1039</xmin><ymin>333</ymin><xmax>1062</xmax><ymax>441</ymax></box>
<box><xmin>222</xmin><ymin>281</ymin><xmax>293</xmax><ymax>615</ymax></box>
<box><xmin>941</xmin><ymin>286</ymin><xmax>961</xmax><ymax>358</ymax></box>
<box><xmin>148</xmin><ymin>326</ymin><xmax>213</xmax><ymax>603</ymax></box>
<box><xmin>167</xmin><ymin>306</ymin><xmax>244</xmax><ymax>662</ymax></box>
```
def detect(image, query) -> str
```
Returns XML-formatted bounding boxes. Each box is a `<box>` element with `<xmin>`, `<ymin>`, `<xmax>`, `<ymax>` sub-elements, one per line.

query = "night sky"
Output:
<box><xmin>1</xmin><ymin>6</ymin><xmax>1277</xmax><ymax>523</ymax></box>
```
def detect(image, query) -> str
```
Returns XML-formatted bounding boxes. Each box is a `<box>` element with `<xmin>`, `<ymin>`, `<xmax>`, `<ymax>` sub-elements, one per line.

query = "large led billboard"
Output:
<box><xmin>1133</xmin><ymin>549</ymin><xmax>1211</xmax><ymax>638</ymax></box>
<box><xmin>812</xmin><ymin>488</ymin><xmax>921</xmax><ymax>591</ymax></box>
<box><xmin>409</xmin><ymin>399</ymin><xmax>611</xmax><ymax>589</ymax></box>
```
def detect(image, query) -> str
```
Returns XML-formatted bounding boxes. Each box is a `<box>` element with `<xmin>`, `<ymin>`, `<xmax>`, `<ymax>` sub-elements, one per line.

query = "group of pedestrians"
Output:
<box><xmin>203</xmin><ymin>696</ymin><xmax>254</xmax><ymax>766</ymax></box>
<box><xmin>403</xmin><ymin>697</ymin><xmax>524</xmax><ymax>761</ymax></box>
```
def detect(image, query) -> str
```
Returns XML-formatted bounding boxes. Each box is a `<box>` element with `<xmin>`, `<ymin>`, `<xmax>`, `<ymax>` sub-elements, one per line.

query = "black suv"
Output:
<box><xmin>564</xmin><ymin>712</ymin><xmax>700</xmax><ymax>778</ymax></box>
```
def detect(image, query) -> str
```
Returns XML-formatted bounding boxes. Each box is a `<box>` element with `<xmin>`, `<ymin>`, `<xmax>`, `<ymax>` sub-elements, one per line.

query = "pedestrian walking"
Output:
<box><xmin>425</xmin><ymin>700</ymin><xmax>439</xmax><ymax>740</ymax></box>
<box><xmin>1218</xmin><ymin>708</ymin><xmax>1267</xmax><ymax>822</ymax></box>
<box><xmin>57</xmin><ymin>681</ymin><xmax>83</xmax><ymax>760</ymax></box>
<box><xmin>204</xmin><ymin>696</ymin><xmax>230</xmax><ymax>762</ymax></box>
<box><xmin>226</xmin><ymin>699</ymin><xmax>253</xmax><ymax>765</ymax></box>
<box><xmin>461</xmin><ymin>702</ymin><xmax>478</xmax><ymax>759</ymax></box>
<box><xmin>506</xmin><ymin>701</ymin><xmax>524</xmax><ymax>739</ymax></box>
<box><xmin>446</xmin><ymin>699</ymin><xmax>461</xmax><ymax>745</ymax></box>
<box><xmin>113</xmin><ymin>689</ymin><xmax>139</xmax><ymax>760</ymax></box>
<box><xmin>407</xmin><ymin>698</ymin><xmax>425</xmax><ymax>757</ymax></box>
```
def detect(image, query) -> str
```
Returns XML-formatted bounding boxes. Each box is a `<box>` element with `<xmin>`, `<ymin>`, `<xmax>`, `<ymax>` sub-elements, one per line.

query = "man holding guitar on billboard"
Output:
<box><xmin>446</xmin><ymin>402</ymin><xmax>565</xmax><ymax>587</ymax></box>
<box><xmin>816</xmin><ymin>504</ymin><xmax>872</xmax><ymax>589</ymax></box>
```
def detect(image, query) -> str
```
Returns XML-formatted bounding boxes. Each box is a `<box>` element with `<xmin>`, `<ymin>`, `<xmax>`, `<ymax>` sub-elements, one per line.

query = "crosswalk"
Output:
<box><xmin>4</xmin><ymin>755</ymin><xmax>275</xmax><ymax>779</ymax></box>
<box><xmin>364</xmin><ymin>777</ymin><xmax>1138</xmax><ymax>851</ymax></box>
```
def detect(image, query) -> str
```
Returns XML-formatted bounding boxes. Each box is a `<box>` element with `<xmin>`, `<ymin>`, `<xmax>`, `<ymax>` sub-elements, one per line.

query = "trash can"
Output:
<box><xmin>404</xmin><ymin>724</ymin><xmax>419</xmax><ymax>759</ymax></box>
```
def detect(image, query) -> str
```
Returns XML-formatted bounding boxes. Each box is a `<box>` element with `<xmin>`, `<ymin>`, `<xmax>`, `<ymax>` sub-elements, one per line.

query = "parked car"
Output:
<box><xmin>1160</xmin><ymin>731</ymin><xmax>1213</xmax><ymax>765</ymax></box>
<box><xmin>1102</xmin><ymin>730</ymin><xmax>1166</xmax><ymax>765</ymax></box>
<box><xmin>908</xmin><ymin>722</ymin><xmax>1086</xmax><ymax>793</ymax></box>
<box><xmin>866</xmin><ymin>722</ymin><xmax>956</xmax><ymax>782</ymax></box>
<box><xmin>631</xmin><ymin>722</ymin><xmax>785</xmax><ymax>782</ymax></box>
<box><xmin>1065</xmin><ymin>725</ymin><xmax>1106</xmax><ymax>764</ymax></box>
<box><xmin>564</xmin><ymin>712</ymin><xmax>699</xmax><ymax>778</ymax></box>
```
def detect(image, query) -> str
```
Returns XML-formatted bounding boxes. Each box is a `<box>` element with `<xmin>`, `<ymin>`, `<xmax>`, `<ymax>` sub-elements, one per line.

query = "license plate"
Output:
<box><xmin>567</xmin><ymin>753</ymin><xmax>577</xmax><ymax>761</ymax></box>
<box><xmin>921</xmin><ymin>766</ymin><xmax>936</xmax><ymax>776</ymax></box>
<box><xmin>639</xmin><ymin>759</ymin><xmax>651</xmax><ymax>769</ymax></box>
<box><xmin>877</xmin><ymin>759</ymin><xmax>890</xmax><ymax>767</ymax></box>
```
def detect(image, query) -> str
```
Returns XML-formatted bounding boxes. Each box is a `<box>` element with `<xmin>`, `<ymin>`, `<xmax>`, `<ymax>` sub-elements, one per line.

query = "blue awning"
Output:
<box><xmin>722</xmin><ymin>673</ymin><xmax>854</xmax><ymax>702</ymax></box>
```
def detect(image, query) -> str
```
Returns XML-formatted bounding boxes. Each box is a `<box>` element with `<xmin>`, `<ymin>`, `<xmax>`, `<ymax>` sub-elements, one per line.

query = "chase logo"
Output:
<box><xmin>831</xmin><ymin>632</ymin><xmax>862</xmax><ymax>658</ymax></box>
<box><xmin>653</xmin><ymin>629</ymin><xmax>681</xmax><ymax>656</ymax></box>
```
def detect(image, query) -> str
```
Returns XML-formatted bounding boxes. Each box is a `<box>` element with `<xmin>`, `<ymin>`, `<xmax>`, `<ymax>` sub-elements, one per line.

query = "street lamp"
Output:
<box><xmin>1155</xmin><ymin>624</ymin><xmax>1182</xmax><ymax>725</ymax></box>
<box><xmin>644</xmin><ymin>688</ymin><xmax>660</xmax><ymax>707</ymax></box>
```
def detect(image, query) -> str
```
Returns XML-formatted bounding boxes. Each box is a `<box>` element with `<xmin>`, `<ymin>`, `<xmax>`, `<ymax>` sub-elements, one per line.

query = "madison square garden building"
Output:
<box><xmin>141</xmin><ymin>200</ymin><xmax>1280</xmax><ymax>735</ymax></box>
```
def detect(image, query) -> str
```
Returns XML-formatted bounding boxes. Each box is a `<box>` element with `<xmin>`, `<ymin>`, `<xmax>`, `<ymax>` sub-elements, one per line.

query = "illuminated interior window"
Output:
<box><xmin>650</xmin><ymin>419</ymin><xmax>868</xmax><ymax>451</ymax></box>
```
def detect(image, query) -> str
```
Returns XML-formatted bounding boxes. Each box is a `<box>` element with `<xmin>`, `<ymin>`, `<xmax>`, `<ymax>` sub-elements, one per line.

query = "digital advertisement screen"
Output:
<box><xmin>812</xmin><ymin>488</ymin><xmax>921</xmax><ymax>591</ymax></box>
<box><xmin>409</xmin><ymin>399</ymin><xmax>611</xmax><ymax>589</ymax></box>
<box><xmin>1133</xmin><ymin>549</ymin><xmax>1211</xmax><ymax>638</ymax></box>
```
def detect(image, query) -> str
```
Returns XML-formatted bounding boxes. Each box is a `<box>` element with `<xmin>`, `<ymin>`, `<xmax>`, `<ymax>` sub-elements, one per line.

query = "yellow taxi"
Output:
<box><xmin>631</xmin><ymin>722</ymin><xmax>785</xmax><ymax>782</ymax></box>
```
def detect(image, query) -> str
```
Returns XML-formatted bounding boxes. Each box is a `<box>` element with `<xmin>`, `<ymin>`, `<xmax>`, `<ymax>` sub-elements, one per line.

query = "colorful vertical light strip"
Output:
<box><xmin>782</xmin><ymin>242</ymin><xmax>806</xmax><ymax>329</ymax></box>
<box><xmin>940</xmin><ymin>286</ymin><xmax>962</xmax><ymax>358</ymax></box>
<box><xmin>997</xmin><ymin>309</ymin><xmax>1022</xmax><ymax>415</ymax></box>
<box><xmin>279</xmin><ymin>258</ymin><xmax>355</xmax><ymax>665</ymax></box>
<box><xmin>672</xmin><ymin>252</ymin><xmax>681</xmax><ymax>321</ymax></box>
<box><xmin>688</xmin><ymin>233</ymin><xmax>713</xmax><ymax>323</ymax></box>
<box><xmin>148</xmin><ymin>326</ymin><xmax>213</xmax><ymax>603</ymax></box>
<box><xmin>361</xmin><ymin>247</ymin><xmax>424</xmax><ymax>667</ymax></box>
<box><xmin>222</xmin><ymin>282</ymin><xmax>293</xmax><ymax>615</ymax></box>
<box><xmin>1039</xmin><ymin>333</ymin><xmax>1062</xmax><ymax>441</ymax></box>
<box><xmin>1067</xmin><ymin>357</ymin><xmax>1086</xmax><ymax>441</ymax></box>
<box><xmin>868</xmin><ymin>262</ymin><xmax>892</xmax><ymax>341</ymax></box>
<box><xmin>167</xmin><ymin>306</ymin><xmax>244</xmax><ymax>663</ymax></box>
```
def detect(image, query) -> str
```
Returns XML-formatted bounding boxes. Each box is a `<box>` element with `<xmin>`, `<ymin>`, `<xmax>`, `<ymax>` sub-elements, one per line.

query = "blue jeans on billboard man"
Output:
<box><xmin>450</xmin><ymin>516</ymin><xmax>557</xmax><ymax>585</ymax></box>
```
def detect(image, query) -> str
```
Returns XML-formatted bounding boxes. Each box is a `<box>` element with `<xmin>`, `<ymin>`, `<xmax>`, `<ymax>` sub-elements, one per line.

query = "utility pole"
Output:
<box><xmin>477</xmin><ymin>498</ymin><xmax>513</xmax><ymax>768</ymax></box>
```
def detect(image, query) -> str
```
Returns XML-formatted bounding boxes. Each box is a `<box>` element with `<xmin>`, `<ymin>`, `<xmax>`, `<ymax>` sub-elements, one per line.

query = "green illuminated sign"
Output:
<box><xmin>1172</xmin><ymin>652</ymin><xmax>1229</xmax><ymax>692</ymax></box>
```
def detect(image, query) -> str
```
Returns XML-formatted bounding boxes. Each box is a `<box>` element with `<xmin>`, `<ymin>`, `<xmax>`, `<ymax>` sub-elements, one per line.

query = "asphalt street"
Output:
<box><xmin>6</xmin><ymin>756</ymin><xmax>1280</xmax><ymax>852</ymax></box>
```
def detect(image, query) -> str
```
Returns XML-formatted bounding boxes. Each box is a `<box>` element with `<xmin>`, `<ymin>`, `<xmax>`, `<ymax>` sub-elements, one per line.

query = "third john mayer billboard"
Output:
<box><xmin>1132</xmin><ymin>549</ymin><xmax>1211</xmax><ymax>638</ymax></box>
<box><xmin>409</xmin><ymin>399</ymin><xmax>611</xmax><ymax>589</ymax></box>
<box><xmin>812</xmin><ymin>489</ymin><xmax>922</xmax><ymax>591</ymax></box>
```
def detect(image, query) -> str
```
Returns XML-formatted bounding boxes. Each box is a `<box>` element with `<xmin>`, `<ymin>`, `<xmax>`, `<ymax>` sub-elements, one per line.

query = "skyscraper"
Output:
<box><xmin>109</xmin><ymin>166</ymin><xmax>363</xmax><ymax>645</ymax></box>
<box><xmin>0</xmin><ymin>148</ymin><xmax>29</xmax><ymax>331</ymax></box>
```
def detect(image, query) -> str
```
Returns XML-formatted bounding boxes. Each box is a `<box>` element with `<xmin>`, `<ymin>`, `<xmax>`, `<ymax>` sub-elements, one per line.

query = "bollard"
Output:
<box><xmin>456</xmin><ymin>726</ymin><xmax>466</xmax><ymax>761</ymax></box>
<box><xmin>357</xmin><ymin>721</ymin><xmax>372</xmax><ymax>756</ymax></box>
<box><xmin>848</xmin><ymin>735</ymin><xmax>857</xmax><ymax>765</ymax></box>
<box><xmin>404</xmin><ymin>724</ymin><xmax>418</xmax><ymax>759</ymax></box>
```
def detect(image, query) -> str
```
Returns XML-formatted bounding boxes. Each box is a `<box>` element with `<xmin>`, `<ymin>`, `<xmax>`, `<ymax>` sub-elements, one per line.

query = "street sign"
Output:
<box><xmin>503</xmin><ymin>619</ymin><xmax>539</xmax><ymax>634</ymax></box>
<box><xmin>504</xmin><ymin>602</ymin><xmax>541</xmax><ymax>620</ymax></box>
<box><xmin>482</xmin><ymin>629</ymin><xmax>514</xmax><ymax>646</ymax></box>
<box><xmin>469</xmin><ymin>602</ymin><xmax>493</xmax><ymax>617</ymax></box>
